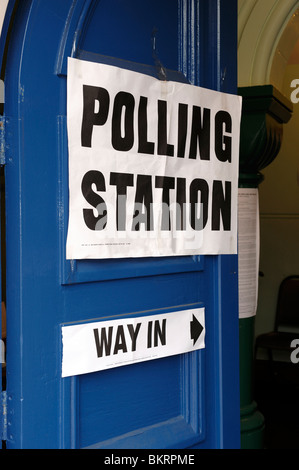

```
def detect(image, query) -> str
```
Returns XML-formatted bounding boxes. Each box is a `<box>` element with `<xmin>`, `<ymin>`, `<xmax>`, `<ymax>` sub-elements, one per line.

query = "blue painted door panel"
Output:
<box><xmin>2</xmin><ymin>0</ymin><xmax>240</xmax><ymax>448</ymax></box>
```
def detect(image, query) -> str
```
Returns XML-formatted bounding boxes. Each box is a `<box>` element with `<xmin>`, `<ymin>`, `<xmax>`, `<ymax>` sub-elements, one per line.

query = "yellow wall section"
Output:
<box><xmin>238</xmin><ymin>0</ymin><xmax>299</xmax><ymax>342</ymax></box>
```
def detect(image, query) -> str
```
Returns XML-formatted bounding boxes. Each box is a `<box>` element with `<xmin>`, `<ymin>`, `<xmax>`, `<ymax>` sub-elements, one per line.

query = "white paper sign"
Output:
<box><xmin>66</xmin><ymin>58</ymin><xmax>242</xmax><ymax>259</ymax></box>
<box><xmin>61</xmin><ymin>307</ymin><xmax>205</xmax><ymax>377</ymax></box>
<box><xmin>238</xmin><ymin>188</ymin><xmax>260</xmax><ymax>318</ymax></box>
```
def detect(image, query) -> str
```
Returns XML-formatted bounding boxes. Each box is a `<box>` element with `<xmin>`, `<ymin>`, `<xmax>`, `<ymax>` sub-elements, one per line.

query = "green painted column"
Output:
<box><xmin>238</xmin><ymin>86</ymin><xmax>293</xmax><ymax>449</ymax></box>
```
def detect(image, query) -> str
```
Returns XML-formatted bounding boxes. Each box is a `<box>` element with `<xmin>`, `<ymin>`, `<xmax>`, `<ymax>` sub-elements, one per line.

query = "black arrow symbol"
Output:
<box><xmin>190</xmin><ymin>314</ymin><xmax>203</xmax><ymax>346</ymax></box>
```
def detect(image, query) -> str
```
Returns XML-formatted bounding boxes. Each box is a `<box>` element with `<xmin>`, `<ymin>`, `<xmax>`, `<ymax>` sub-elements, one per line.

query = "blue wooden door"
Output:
<box><xmin>1</xmin><ymin>0</ymin><xmax>240</xmax><ymax>449</ymax></box>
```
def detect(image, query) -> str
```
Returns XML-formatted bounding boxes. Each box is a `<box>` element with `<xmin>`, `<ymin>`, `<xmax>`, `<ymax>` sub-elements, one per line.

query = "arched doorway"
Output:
<box><xmin>238</xmin><ymin>0</ymin><xmax>299</xmax><ymax>90</ymax></box>
<box><xmin>238</xmin><ymin>0</ymin><xmax>299</xmax><ymax>338</ymax></box>
<box><xmin>238</xmin><ymin>0</ymin><xmax>299</xmax><ymax>448</ymax></box>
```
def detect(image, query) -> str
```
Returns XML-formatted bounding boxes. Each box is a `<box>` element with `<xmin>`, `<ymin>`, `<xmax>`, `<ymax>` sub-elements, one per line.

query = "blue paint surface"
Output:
<box><xmin>1</xmin><ymin>0</ymin><xmax>239</xmax><ymax>448</ymax></box>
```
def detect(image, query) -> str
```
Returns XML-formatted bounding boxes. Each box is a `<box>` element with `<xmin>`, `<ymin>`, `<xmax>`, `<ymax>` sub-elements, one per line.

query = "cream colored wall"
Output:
<box><xmin>238</xmin><ymin>0</ymin><xmax>299</xmax><ymax>338</ymax></box>
<box><xmin>256</xmin><ymin>64</ymin><xmax>299</xmax><ymax>336</ymax></box>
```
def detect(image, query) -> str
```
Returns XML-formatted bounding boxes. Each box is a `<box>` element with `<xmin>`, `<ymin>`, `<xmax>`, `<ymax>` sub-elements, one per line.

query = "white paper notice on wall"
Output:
<box><xmin>66</xmin><ymin>57</ymin><xmax>242</xmax><ymax>260</ymax></box>
<box><xmin>61</xmin><ymin>307</ymin><xmax>205</xmax><ymax>378</ymax></box>
<box><xmin>238</xmin><ymin>188</ymin><xmax>260</xmax><ymax>319</ymax></box>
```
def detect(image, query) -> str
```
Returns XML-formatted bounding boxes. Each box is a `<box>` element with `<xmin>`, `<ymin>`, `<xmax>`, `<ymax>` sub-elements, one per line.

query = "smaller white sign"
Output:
<box><xmin>62</xmin><ymin>307</ymin><xmax>205</xmax><ymax>377</ymax></box>
<box><xmin>238</xmin><ymin>188</ymin><xmax>260</xmax><ymax>318</ymax></box>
